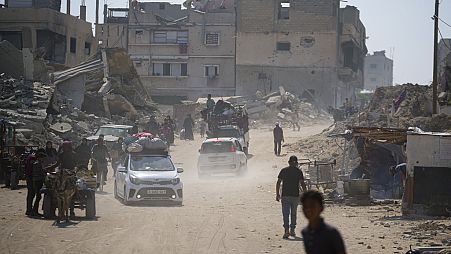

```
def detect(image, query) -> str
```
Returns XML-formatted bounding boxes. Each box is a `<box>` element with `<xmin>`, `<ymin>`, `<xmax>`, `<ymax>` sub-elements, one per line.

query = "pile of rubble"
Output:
<box><xmin>245</xmin><ymin>86</ymin><xmax>331</xmax><ymax>127</ymax></box>
<box><xmin>0</xmin><ymin>47</ymin><xmax>157</xmax><ymax>147</ymax></box>
<box><xmin>354</xmin><ymin>83</ymin><xmax>451</xmax><ymax>131</ymax></box>
<box><xmin>0</xmin><ymin>76</ymin><xmax>55</xmax><ymax>145</ymax></box>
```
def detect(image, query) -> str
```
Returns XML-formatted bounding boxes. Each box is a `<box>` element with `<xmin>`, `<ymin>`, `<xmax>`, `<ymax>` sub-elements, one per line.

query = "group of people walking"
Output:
<box><xmin>24</xmin><ymin>136</ymin><xmax>116</xmax><ymax>218</ymax></box>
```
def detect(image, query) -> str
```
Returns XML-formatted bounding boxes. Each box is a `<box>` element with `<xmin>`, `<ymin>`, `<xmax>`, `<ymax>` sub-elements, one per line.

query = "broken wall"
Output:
<box><xmin>0</xmin><ymin>40</ymin><xmax>24</xmax><ymax>78</ymax></box>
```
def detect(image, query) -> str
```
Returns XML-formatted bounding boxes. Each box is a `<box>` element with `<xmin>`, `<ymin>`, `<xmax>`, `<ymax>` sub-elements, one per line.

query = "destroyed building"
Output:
<box><xmin>236</xmin><ymin>1</ymin><xmax>367</xmax><ymax>108</ymax></box>
<box><xmin>0</xmin><ymin>0</ymin><xmax>98</xmax><ymax>68</ymax></box>
<box><xmin>97</xmin><ymin>0</ymin><xmax>236</xmax><ymax>100</ymax></box>
<box><xmin>364</xmin><ymin>50</ymin><xmax>394</xmax><ymax>91</ymax></box>
<box><xmin>98</xmin><ymin>0</ymin><xmax>366</xmax><ymax>105</ymax></box>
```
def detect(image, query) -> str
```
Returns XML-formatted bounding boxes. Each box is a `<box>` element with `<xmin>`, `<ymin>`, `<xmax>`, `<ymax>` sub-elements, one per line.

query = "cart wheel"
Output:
<box><xmin>43</xmin><ymin>192</ymin><xmax>55</xmax><ymax>219</ymax></box>
<box><xmin>85</xmin><ymin>191</ymin><xmax>96</xmax><ymax>219</ymax></box>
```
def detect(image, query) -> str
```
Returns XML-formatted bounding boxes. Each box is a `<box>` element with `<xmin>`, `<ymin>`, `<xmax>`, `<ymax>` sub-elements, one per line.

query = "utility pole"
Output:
<box><xmin>432</xmin><ymin>0</ymin><xmax>439</xmax><ymax>114</ymax></box>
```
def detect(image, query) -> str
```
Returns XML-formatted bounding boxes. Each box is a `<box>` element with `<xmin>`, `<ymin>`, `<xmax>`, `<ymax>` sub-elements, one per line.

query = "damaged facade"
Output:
<box><xmin>236</xmin><ymin>1</ymin><xmax>367</xmax><ymax>108</ymax></box>
<box><xmin>98</xmin><ymin>0</ymin><xmax>236</xmax><ymax>100</ymax></box>
<box><xmin>364</xmin><ymin>50</ymin><xmax>393</xmax><ymax>91</ymax></box>
<box><xmin>98</xmin><ymin>0</ymin><xmax>366</xmax><ymax>104</ymax></box>
<box><xmin>0</xmin><ymin>0</ymin><xmax>97</xmax><ymax>67</ymax></box>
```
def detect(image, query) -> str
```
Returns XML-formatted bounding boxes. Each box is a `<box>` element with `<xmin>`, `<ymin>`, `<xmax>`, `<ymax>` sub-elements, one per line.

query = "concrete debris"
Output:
<box><xmin>0</xmin><ymin>40</ymin><xmax>49</xmax><ymax>82</ymax></box>
<box><xmin>354</xmin><ymin>83</ymin><xmax>451</xmax><ymax>131</ymax></box>
<box><xmin>0</xmin><ymin>48</ymin><xmax>158</xmax><ymax>147</ymax></box>
<box><xmin>0</xmin><ymin>40</ymin><xmax>24</xmax><ymax>79</ymax></box>
<box><xmin>244</xmin><ymin>87</ymin><xmax>331</xmax><ymax>127</ymax></box>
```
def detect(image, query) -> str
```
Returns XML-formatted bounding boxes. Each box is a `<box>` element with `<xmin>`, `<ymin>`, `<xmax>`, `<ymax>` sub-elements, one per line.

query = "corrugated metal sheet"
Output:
<box><xmin>7</xmin><ymin>0</ymin><xmax>33</xmax><ymax>8</ymax></box>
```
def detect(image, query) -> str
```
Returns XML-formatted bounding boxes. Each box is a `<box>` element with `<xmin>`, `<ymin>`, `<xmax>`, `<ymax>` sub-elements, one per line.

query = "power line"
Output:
<box><xmin>438</xmin><ymin>27</ymin><xmax>451</xmax><ymax>51</ymax></box>
<box><xmin>438</xmin><ymin>16</ymin><xmax>451</xmax><ymax>28</ymax></box>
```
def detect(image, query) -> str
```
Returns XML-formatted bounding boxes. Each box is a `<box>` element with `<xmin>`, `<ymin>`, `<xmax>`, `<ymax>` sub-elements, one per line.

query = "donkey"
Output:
<box><xmin>54</xmin><ymin>169</ymin><xmax>77</xmax><ymax>223</ymax></box>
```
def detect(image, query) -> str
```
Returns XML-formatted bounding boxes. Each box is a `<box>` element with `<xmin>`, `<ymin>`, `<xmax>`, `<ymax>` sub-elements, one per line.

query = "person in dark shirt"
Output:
<box><xmin>301</xmin><ymin>190</ymin><xmax>346</xmax><ymax>254</ymax></box>
<box><xmin>25</xmin><ymin>149</ymin><xmax>42</xmax><ymax>216</ymax></box>
<box><xmin>75</xmin><ymin>138</ymin><xmax>91</xmax><ymax>169</ymax></box>
<box><xmin>58</xmin><ymin>141</ymin><xmax>77</xmax><ymax>171</ymax></box>
<box><xmin>45</xmin><ymin>141</ymin><xmax>58</xmax><ymax>166</ymax></box>
<box><xmin>147</xmin><ymin>115</ymin><xmax>160</xmax><ymax>135</ymax></box>
<box><xmin>183</xmin><ymin>114</ymin><xmax>195</xmax><ymax>140</ymax></box>
<box><xmin>92</xmin><ymin>138</ymin><xmax>111</xmax><ymax>184</ymax></box>
<box><xmin>29</xmin><ymin>151</ymin><xmax>49</xmax><ymax>217</ymax></box>
<box><xmin>273</xmin><ymin>123</ymin><xmax>284</xmax><ymax>156</ymax></box>
<box><xmin>276</xmin><ymin>155</ymin><xmax>307</xmax><ymax>238</ymax></box>
<box><xmin>111</xmin><ymin>137</ymin><xmax>125</xmax><ymax>176</ymax></box>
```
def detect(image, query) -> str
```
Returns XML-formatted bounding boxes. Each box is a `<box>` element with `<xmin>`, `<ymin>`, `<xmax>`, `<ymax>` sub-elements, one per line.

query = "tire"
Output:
<box><xmin>43</xmin><ymin>192</ymin><xmax>55</xmax><ymax>219</ymax></box>
<box><xmin>85</xmin><ymin>191</ymin><xmax>96</xmax><ymax>219</ymax></box>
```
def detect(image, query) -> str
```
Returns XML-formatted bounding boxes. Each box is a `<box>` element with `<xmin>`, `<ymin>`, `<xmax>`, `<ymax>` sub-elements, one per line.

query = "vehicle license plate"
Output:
<box><xmin>147</xmin><ymin>190</ymin><xmax>166</xmax><ymax>195</ymax></box>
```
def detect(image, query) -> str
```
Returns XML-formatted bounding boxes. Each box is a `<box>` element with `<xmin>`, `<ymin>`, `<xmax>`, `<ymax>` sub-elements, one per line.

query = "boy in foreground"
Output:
<box><xmin>301</xmin><ymin>190</ymin><xmax>346</xmax><ymax>254</ymax></box>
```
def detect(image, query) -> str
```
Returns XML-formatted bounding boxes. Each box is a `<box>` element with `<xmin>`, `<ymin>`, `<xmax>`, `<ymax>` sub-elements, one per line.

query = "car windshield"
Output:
<box><xmin>95</xmin><ymin>127</ymin><xmax>129</xmax><ymax>137</ymax></box>
<box><xmin>130</xmin><ymin>156</ymin><xmax>175</xmax><ymax>171</ymax></box>
<box><xmin>215</xmin><ymin>129</ymin><xmax>240</xmax><ymax>138</ymax></box>
<box><xmin>201</xmin><ymin>141</ymin><xmax>234</xmax><ymax>154</ymax></box>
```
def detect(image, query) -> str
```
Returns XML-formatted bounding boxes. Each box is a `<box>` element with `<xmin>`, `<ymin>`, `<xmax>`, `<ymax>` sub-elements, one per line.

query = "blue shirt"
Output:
<box><xmin>301</xmin><ymin>218</ymin><xmax>346</xmax><ymax>254</ymax></box>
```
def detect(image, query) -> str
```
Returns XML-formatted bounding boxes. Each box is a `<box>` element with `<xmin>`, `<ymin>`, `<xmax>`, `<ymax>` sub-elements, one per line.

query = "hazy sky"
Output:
<box><xmin>2</xmin><ymin>0</ymin><xmax>450</xmax><ymax>85</ymax></box>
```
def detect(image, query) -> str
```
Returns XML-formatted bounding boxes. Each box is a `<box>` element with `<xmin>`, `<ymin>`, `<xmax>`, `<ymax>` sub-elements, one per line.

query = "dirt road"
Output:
<box><xmin>1</xmin><ymin>122</ymin><xmax>450</xmax><ymax>254</ymax></box>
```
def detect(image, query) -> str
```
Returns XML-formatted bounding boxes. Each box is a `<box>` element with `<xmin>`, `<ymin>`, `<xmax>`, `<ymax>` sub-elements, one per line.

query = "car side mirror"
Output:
<box><xmin>177</xmin><ymin>167</ymin><xmax>184</xmax><ymax>173</ymax></box>
<box><xmin>118</xmin><ymin>166</ymin><xmax>127</xmax><ymax>173</ymax></box>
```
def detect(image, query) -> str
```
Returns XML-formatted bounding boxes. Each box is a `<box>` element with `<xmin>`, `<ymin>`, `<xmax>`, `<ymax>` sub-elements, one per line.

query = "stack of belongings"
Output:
<box><xmin>201</xmin><ymin>100</ymin><xmax>249</xmax><ymax>133</ymax></box>
<box><xmin>122</xmin><ymin>132</ymin><xmax>168</xmax><ymax>154</ymax></box>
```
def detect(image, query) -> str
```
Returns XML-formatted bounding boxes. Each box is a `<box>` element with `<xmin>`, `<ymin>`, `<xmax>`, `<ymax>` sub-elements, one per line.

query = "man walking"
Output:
<box><xmin>92</xmin><ymin>138</ymin><xmax>111</xmax><ymax>185</ymax></box>
<box><xmin>29</xmin><ymin>150</ymin><xmax>49</xmax><ymax>217</ymax></box>
<box><xmin>273</xmin><ymin>123</ymin><xmax>284</xmax><ymax>156</ymax></box>
<box><xmin>276</xmin><ymin>155</ymin><xmax>307</xmax><ymax>239</ymax></box>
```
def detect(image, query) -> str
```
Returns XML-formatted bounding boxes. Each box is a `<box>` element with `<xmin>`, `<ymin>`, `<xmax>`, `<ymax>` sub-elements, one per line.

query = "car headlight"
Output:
<box><xmin>129</xmin><ymin>175</ymin><xmax>140</xmax><ymax>185</ymax></box>
<box><xmin>171</xmin><ymin>178</ymin><xmax>180</xmax><ymax>185</ymax></box>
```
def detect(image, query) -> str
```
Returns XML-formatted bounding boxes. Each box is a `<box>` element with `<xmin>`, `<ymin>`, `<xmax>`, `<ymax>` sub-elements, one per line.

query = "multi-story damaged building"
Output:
<box><xmin>0</xmin><ymin>0</ymin><xmax>98</xmax><ymax>67</ymax></box>
<box><xmin>98</xmin><ymin>0</ymin><xmax>366</xmax><ymax>104</ymax></box>
<box><xmin>236</xmin><ymin>1</ymin><xmax>366</xmax><ymax>107</ymax></box>
<box><xmin>364</xmin><ymin>50</ymin><xmax>394</xmax><ymax>90</ymax></box>
<box><xmin>98</xmin><ymin>0</ymin><xmax>236</xmax><ymax>100</ymax></box>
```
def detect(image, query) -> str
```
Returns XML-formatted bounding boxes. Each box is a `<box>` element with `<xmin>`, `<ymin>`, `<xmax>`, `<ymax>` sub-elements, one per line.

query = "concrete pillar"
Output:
<box><xmin>22</xmin><ymin>48</ymin><xmax>34</xmax><ymax>81</ymax></box>
<box><xmin>66</xmin><ymin>0</ymin><xmax>71</xmax><ymax>15</ymax></box>
<box><xmin>80</xmin><ymin>5</ymin><xmax>87</xmax><ymax>21</ymax></box>
<box><xmin>95</xmin><ymin>0</ymin><xmax>99</xmax><ymax>24</ymax></box>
